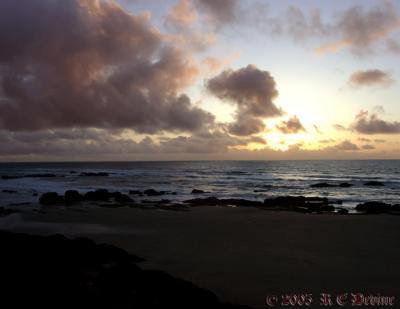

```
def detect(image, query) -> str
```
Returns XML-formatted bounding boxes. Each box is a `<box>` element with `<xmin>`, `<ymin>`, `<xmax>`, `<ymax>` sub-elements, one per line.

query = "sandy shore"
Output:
<box><xmin>1</xmin><ymin>205</ymin><xmax>399</xmax><ymax>308</ymax></box>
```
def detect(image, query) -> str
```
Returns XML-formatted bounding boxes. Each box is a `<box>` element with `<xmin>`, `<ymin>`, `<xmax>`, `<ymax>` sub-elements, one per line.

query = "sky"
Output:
<box><xmin>0</xmin><ymin>0</ymin><xmax>400</xmax><ymax>161</ymax></box>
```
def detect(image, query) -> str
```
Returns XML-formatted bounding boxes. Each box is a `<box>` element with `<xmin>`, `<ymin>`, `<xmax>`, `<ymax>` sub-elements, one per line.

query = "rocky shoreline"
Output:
<box><xmin>29</xmin><ymin>188</ymin><xmax>400</xmax><ymax>215</ymax></box>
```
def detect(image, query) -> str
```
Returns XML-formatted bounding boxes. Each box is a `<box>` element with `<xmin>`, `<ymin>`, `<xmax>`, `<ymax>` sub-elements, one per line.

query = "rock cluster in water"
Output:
<box><xmin>39</xmin><ymin>189</ymin><xmax>134</xmax><ymax>206</ymax></box>
<box><xmin>184</xmin><ymin>196</ymin><xmax>339</xmax><ymax>213</ymax></box>
<box><xmin>355</xmin><ymin>201</ymin><xmax>400</xmax><ymax>213</ymax></box>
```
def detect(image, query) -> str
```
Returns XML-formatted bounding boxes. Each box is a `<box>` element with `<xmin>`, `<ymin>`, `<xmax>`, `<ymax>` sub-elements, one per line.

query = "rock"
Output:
<box><xmin>191</xmin><ymin>189</ymin><xmax>206</xmax><ymax>194</ymax></box>
<box><xmin>151</xmin><ymin>199</ymin><xmax>171</xmax><ymax>205</ymax></box>
<box><xmin>144</xmin><ymin>189</ymin><xmax>165</xmax><ymax>196</ymax></box>
<box><xmin>32</xmin><ymin>193</ymin><xmax>38</xmax><ymax>197</ymax></box>
<box><xmin>339</xmin><ymin>182</ymin><xmax>353</xmax><ymax>188</ymax></box>
<box><xmin>356</xmin><ymin>201</ymin><xmax>392</xmax><ymax>213</ymax></box>
<box><xmin>2</xmin><ymin>189</ymin><xmax>17</xmax><ymax>193</ymax></box>
<box><xmin>0</xmin><ymin>207</ymin><xmax>17</xmax><ymax>216</ymax></box>
<box><xmin>39</xmin><ymin>192</ymin><xmax>64</xmax><ymax>205</ymax></box>
<box><xmin>25</xmin><ymin>173</ymin><xmax>57</xmax><ymax>178</ymax></box>
<box><xmin>310</xmin><ymin>183</ymin><xmax>335</xmax><ymax>188</ymax></box>
<box><xmin>64</xmin><ymin>190</ymin><xmax>84</xmax><ymax>204</ymax></box>
<box><xmin>84</xmin><ymin>189</ymin><xmax>111</xmax><ymax>201</ymax></box>
<box><xmin>0</xmin><ymin>230</ymin><xmax>247</xmax><ymax>309</ymax></box>
<box><xmin>336</xmin><ymin>208</ymin><xmax>349</xmax><ymax>214</ymax></box>
<box><xmin>364</xmin><ymin>181</ymin><xmax>384</xmax><ymax>186</ymax></box>
<box><xmin>220</xmin><ymin>199</ymin><xmax>263</xmax><ymax>207</ymax></box>
<box><xmin>1</xmin><ymin>175</ymin><xmax>19</xmax><ymax>180</ymax></box>
<box><xmin>184</xmin><ymin>196</ymin><xmax>220</xmax><ymax>206</ymax></box>
<box><xmin>2</xmin><ymin>174</ymin><xmax>57</xmax><ymax>180</ymax></box>
<box><xmin>79</xmin><ymin>172</ymin><xmax>109</xmax><ymax>177</ymax></box>
<box><xmin>263</xmin><ymin>196</ymin><xmax>335</xmax><ymax>213</ymax></box>
<box><xmin>110</xmin><ymin>192</ymin><xmax>134</xmax><ymax>204</ymax></box>
<box><xmin>129</xmin><ymin>190</ymin><xmax>143</xmax><ymax>195</ymax></box>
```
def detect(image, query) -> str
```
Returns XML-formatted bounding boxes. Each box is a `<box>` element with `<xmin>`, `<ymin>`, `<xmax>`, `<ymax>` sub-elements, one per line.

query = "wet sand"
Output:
<box><xmin>2</xmin><ymin>206</ymin><xmax>400</xmax><ymax>308</ymax></box>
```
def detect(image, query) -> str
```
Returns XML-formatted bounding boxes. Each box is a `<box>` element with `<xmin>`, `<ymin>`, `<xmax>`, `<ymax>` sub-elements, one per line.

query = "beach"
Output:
<box><xmin>2</xmin><ymin>204</ymin><xmax>399</xmax><ymax>308</ymax></box>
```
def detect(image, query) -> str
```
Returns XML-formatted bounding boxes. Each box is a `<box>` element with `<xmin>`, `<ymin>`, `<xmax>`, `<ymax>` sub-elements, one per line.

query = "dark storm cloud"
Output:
<box><xmin>0</xmin><ymin>0</ymin><xmax>213</xmax><ymax>133</ymax></box>
<box><xmin>193</xmin><ymin>0</ymin><xmax>238</xmax><ymax>26</ymax></box>
<box><xmin>276</xmin><ymin>116</ymin><xmax>306</xmax><ymax>134</ymax></box>
<box><xmin>352</xmin><ymin>111</ymin><xmax>400</xmax><ymax>134</ymax></box>
<box><xmin>348</xmin><ymin>69</ymin><xmax>394</xmax><ymax>87</ymax></box>
<box><xmin>206</xmin><ymin>65</ymin><xmax>282</xmax><ymax>136</ymax></box>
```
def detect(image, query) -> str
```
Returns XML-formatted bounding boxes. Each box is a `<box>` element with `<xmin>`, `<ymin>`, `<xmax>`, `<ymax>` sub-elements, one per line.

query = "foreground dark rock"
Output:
<box><xmin>2</xmin><ymin>189</ymin><xmax>17</xmax><ymax>193</ymax></box>
<box><xmin>0</xmin><ymin>230</ymin><xmax>251</xmax><ymax>309</ymax></box>
<box><xmin>364</xmin><ymin>181</ymin><xmax>384</xmax><ymax>186</ymax></box>
<box><xmin>0</xmin><ymin>207</ymin><xmax>18</xmax><ymax>216</ymax></box>
<box><xmin>355</xmin><ymin>202</ymin><xmax>399</xmax><ymax>213</ymax></box>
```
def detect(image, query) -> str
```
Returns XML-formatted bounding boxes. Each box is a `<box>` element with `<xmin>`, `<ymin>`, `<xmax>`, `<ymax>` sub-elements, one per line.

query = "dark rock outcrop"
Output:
<box><xmin>84</xmin><ymin>189</ymin><xmax>111</xmax><ymax>201</ymax></box>
<box><xmin>65</xmin><ymin>190</ymin><xmax>84</xmax><ymax>204</ymax></box>
<box><xmin>129</xmin><ymin>190</ymin><xmax>143</xmax><ymax>195</ymax></box>
<box><xmin>264</xmin><ymin>196</ymin><xmax>335</xmax><ymax>213</ymax></box>
<box><xmin>191</xmin><ymin>189</ymin><xmax>206</xmax><ymax>194</ymax></box>
<box><xmin>0</xmin><ymin>230</ymin><xmax>250</xmax><ymax>309</ymax></box>
<box><xmin>310</xmin><ymin>183</ymin><xmax>335</xmax><ymax>188</ymax></box>
<box><xmin>364</xmin><ymin>181</ymin><xmax>384</xmax><ymax>186</ymax></box>
<box><xmin>144</xmin><ymin>189</ymin><xmax>166</xmax><ymax>196</ymax></box>
<box><xmin>0</xmin><ymin>207</ymin><xmax>18</xmax><ymax>216</ymax></box>
<box><xmin>184</xmin><ymin>196</ymin><xmax>221</xmax><ymax>206</ymax></box>
<box><xmin>2</xmin><ymin>189</ymin><xmax>17</xmax><ymax>193</ymax></box>
<box><xmin>339</xmin><ymin>182</ymin><xmax>353</xmax><ymax>188</ymax></box>
<box><xmin>79</xmin><ymin>172</ymin><xmax>110</xmax><ymax>177</ymax></box>
<box><xmin>39</xmin><ymin>192</ymin><xmax>64</xmax><ymax>205</ymax></box>
<box><xmin>355</xmin><ymin>201</ymin><xmax>394</xmax><ymax>213</ymax></box>
<box><xmin>110</xmin><ymin>192</ymin><xmax>134</xmax><ymax>204</ymax></box>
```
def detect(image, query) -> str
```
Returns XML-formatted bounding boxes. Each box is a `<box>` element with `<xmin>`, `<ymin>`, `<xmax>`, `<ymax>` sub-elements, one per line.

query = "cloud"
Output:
<box><xmin>348</xmin><ymin>69</ymin><xmax>394</xmax><ymax>87</ymax></box>
<box><xmin>352</xmin><ymin>110</ymin><xmax>400</xmax><ymax>134</ymax></box>
<box><xmin>248</xmin><ymin>2</ymin><xmax>400</xmax><ymax>55</ymax></box>
<box><xmin>0</xmin><ymin>126</ymin><xmax>262</xmax><ymax>159</ymax></box>
<box><xmin>316</xmin><ymin>2</ymin><xmax>400</xmax><ymax>54</ymax></box>
<box><xmin>332</xmin><ymin>140</ymin><xmax>359</xmax><ymax>151</ymax></box>
<box><xmin>362</xmin><ymin>144</ymin><xmax>375</xmax><ymax>150</ymax></box>
<box><xmin>386</xmin><ymin>38</ymin><xmax>400</xmax><ymax>53</ymax></box>
<box><xmin>193</xmin><ymin>0</ymin><xmax>238</xmax><ymax>27</ymax></box>
<box><xmin>206</xmin><ymin>65</ymin><xmax>282</xmax><ymax>136</ymax></box>
<box><xmin>276</xmin><ymin>116</ymin><xmax>306</xmax><ymax>134</ymax></box>
<box><xmin>319</xmin><ymin>139</ymin><xmax>335</xmax><ymax>144</ymax></box>
<box><xmin>0</xmin><ymin>0</ymin><xmax>214</xmax><ymax>133</ymax></box>
<box><xmin>333</xmin><ymin>124</ymin><xmax>348</xmax><ymax>131</ymax></box>
<box><xmin>166</xmin><ymin>0</ymin><xmax>198</xmax><ymax>29</ymax></box>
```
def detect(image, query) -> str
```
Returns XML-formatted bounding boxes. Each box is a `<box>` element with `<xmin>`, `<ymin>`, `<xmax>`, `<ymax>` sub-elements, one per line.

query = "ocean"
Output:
<box><xmin>0</xmin><ymin>160</ymin><xmax>399</xmax><ymax>211</ymax></box>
